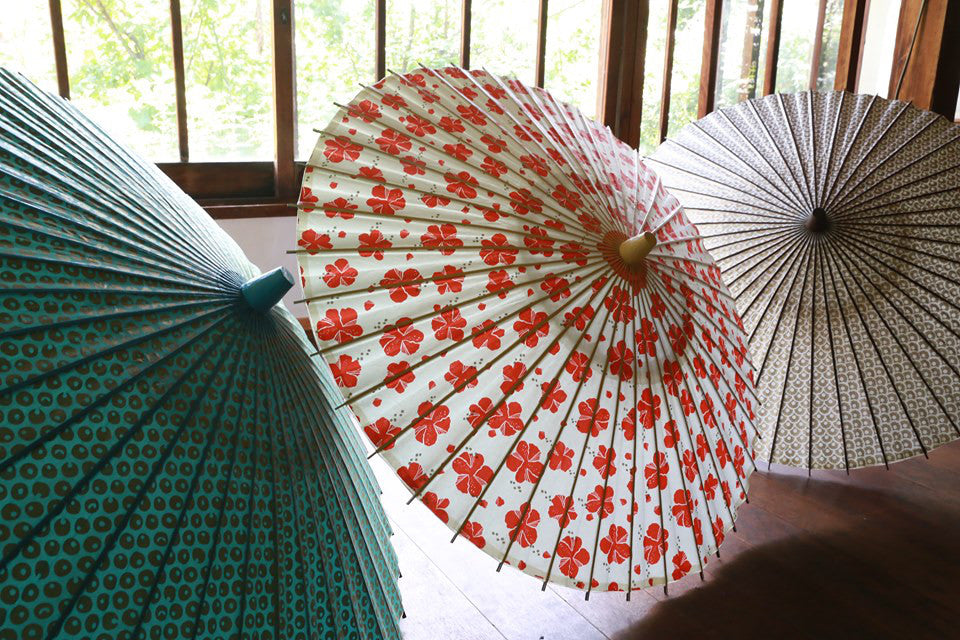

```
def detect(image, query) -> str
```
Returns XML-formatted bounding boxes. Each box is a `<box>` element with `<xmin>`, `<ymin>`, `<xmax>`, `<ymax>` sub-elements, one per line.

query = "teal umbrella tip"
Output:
<box><xmin>241</xmin><ymin>266</ymin><xmax>294</xmax><ymax>312</ymax></box>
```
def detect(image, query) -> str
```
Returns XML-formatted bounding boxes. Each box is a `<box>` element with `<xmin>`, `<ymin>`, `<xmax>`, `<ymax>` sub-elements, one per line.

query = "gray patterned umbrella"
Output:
<box><xmin>650</xmin><ymin>91</ymin><xmax>960</xmax><ymax>470</ymax></box>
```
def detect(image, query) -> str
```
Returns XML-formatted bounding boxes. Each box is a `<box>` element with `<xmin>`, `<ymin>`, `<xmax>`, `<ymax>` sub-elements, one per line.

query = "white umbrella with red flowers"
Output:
<box><xmin>296</xmin><ymin>66</ymin><xmax>759</xmax><ymax>595</ymax></box>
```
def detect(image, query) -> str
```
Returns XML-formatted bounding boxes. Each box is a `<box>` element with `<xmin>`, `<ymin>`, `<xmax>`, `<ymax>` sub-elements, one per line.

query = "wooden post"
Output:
<box><xmin>48</xmin><ymin>0</ymin><xmax>69</xmax><ymax>99</ymax></box>
<box><xmin>698</xmin><ymin>0</ymin><xmax>723</xmax><ymax>118</ymax></box>
<box><xmin>170</xmin><ymin>0</ymin><xmax>189</xmax><ymax>163</ymax></box>
<box><xmin>460</xmin><ymin>0</ymin><xmax>472</xmax><ymax>68</ymax></box>
<box><xmin>658</xmin><ymin>0</ymin><xmax>678</xmax><ymax>142</ymax></box>
<box><xmin>535</xmin><ymin>0</ymin><xmax>549</xmax><ymax>88</ymax></box>
<box><xmin>762</xmin><ymin>0</ymin><xmax>783</xmax><ymax>95</ymax></box>
<box><xmin>272</xmin><ymin>0</ymin><xmax>297</xmax><ymax>201</ymax></box>
<box><xmin>834</xmin><ymin>0</ymin><xmax>867</xmax><ymax>91</ymax></box>
<box><xmin>597</xmin><ymin>0</ymin><xmax>649</xmax><ymax>147</ymax></box>
<box><xmin>889</xmin><ymin>0</ymin><xmax>960</xmax><ymax>118</ymax></box>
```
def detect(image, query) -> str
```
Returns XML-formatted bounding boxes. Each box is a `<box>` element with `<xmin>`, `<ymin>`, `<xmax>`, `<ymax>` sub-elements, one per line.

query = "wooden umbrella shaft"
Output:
<box><xmin>618</xmin><ymin>232</ymin><xmax>658</xmax><ymax>266</ymax></box>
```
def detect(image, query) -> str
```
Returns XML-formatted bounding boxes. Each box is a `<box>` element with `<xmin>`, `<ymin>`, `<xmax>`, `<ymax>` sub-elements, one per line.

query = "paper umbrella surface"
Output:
<box><xmin>650</xmin><ymin>91</ymin><xmax>960</xmax><ymax>470</ymax></box>
<box><xmin>297</xmin><ymin>66</ymin><xmax>759</xmax><ymax>592</ymax></box>
<box><xmin>0</xmin><ymin>68</ymin><xmax>402</xmax><ymax>640</ymax></box>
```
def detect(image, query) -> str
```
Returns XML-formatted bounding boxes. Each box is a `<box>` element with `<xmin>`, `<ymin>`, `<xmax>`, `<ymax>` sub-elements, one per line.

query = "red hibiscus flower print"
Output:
<box><xmin>644</xmin><ymin>452</ymin><xmax>669</xmax><ymax>490</ymax></box>
<box><xmin>541</xmin><ymin>275</ymin><xmax>570</xmax><ymax>301</ymax></box>
<box><xmin>608</xmin><ymin>340</ymin><xmax>634</xmax><ymax>381</ymax></box>
<box><xmin>671</xmin><ymin>551</ymin><xmax>692</xmax><ymax>580</ymax></box>
<box><xmin>382</xmin><ymin>93</ymin><xmax>407</xmax><ymax>110</ymax></box>
<box><xmin>506</xmin><ymin>441</ymin><xmax>544</xmax><ymax>483</ymax></box>
<box><xmin>398</xmin><ymin>462</ymin><xmax>427</xmax><ymax>489</ymax></box>
<box><xmin>434</xmin><ymin>265</ymin><xmax>464</xmax><ymax>293</ymax></box>
<box><xmin>549</xmin><ymin>441</ymin><xmax>574</xmax><ymax>471</ymax></box>
<box><xmin>557</xmin><ymin>536</ymin><xmax>590</xmax><ymax>579</ymax></box>
<box><xmin>505</xmin><ymin>504</ymin><xmax>540</xmax><ymax>548</ymax></box>
<box><xmin>672</xmin><ymin>489</ymin><xmax>693</xmax><ymax>527</ymax></box>
<box><xmin>560</xmin><ymin>241</ymin><xmax>589</xmax><ymax>265</ymax></box>
<box><xmin>509</xmin><ymin>188</ymin><xmax>543</xmax><ymax>214</ymax></box>
<box><xmin>520</xmin><ymin>154</ymin><xmax>550</xmax><ymax>177</ymax></box>
<box><xmin>703</xmin><ymin>473</ymin><xmax>719</xmax><ymax>499</ymax></box>
<box><xmin>367</xmin><ymin>185</ymin><xmax>406</xmax><ymax>215</ymax></box>
<box><xmin>637</xmin><ymin>388</ymin><xmax>661</xmax><ymax>430</ymax></box>
<box><xmin>348</xmin><ymin>99</ymin><xmax>381</xmax><ymax>122</ymax></box>
<box><xmin>432</xmin><ymin>307</ymin><xmax>467</xmax><ymax>341</ymax></box>
<box><xmin>322</xmin><ymin>196</ymin><xmax>358</xmax><ymax>220</ymax></box>
<box><xmin>592</xmin><ymin>445</ymin><xmax>616</xmax><ymax>479</ymax></box>
<box><xmin>421</xmin><ymin>223</ymin><xmax>463</xmax><ymax>255</ymax></box>
<box><xmin>299</xmin><ymin>229</ymin><xmax>332</xmax><ymax>254</ymax></box>
<box><xmin>540</xmin><ymin>382</ymin><xmax>567</xmax><ymax>413</ymax></box>
<box><xmin>604</xmin><ymin>286</ymin><xmax>636</xmax><ymax>323</ymax></box>
<box><xmin>484</xmin><ymin>83</ymin><xmax>507</xmax><ymax>99</ymax></box>
<box><xmin>486</xmin><ymin>270</ymin><xmax>514</xmax><ymax>294</ymax></box>
<box><xmin>461</xmin><ymin>520</ymin><xmax>486</xmax><ymax>549</ymax></box>
<box><xmin>413</xmin><ymin>402</ymin><xmax>450</xmax><ymax>446</ymax></box>
<box><xmin>330</xmin><ymin>354</ymin><xmax>361</xmax><ymax>388</ymax></box>
<box><xmin>381</xmin><ymin>267</ymin><xmax>423</xmax><ymax>303</ymax></box>
<box><xmin>636</xmin><ymin>317</ymin><xmax>659</xmax><ymax>355</ymax></box>
<box><xmin>600</xmin><ymin>525</ymin><xmax>630</xmax><ymax>565</ymax></box>
<box><xmin>420</xmin><ymin>193</ymin><xmax>452</xmax><ymax>209</ymax></box>
<box><xmin>513</xmin><ymin>308</ymin><xmax>549</xmax><ymax>347</ymax></box>
<box><xmin>365</xmin><ymin>417</ymin><xmax>401</xmax><ymax>451</ymax></box>
<box><xmin>316</xmin><ymin>307</ymin><xmax>362</xmax><ymax>343</ymax></box>
<box><xmin>514</xmin><ymin>124</ymin><xmax>543</xmax><ymax>142</ymax></box>
<box><xmin>404</xmin><ymin>114</ymin><xmax>436</xmax><ymax>136</ymax></box>
<box><xmin>357</xmin><ymin>165</ymin><xmax>385</xmax><ymax>182</ymax></box>
<box><xmin>375</xmin><ymin>128</ymin><xmax>412</xmax><ymax>155</ymax></box>
<box><xmin>480</xmin><ymin>233</ymin><xmax>518</xmax><ymax>266</ymax></box>
<box><xmin>323</xmin><ymin>136</ymin><xmax>362</xmax><ymax>163</ymax></box>
<box><xmin>437</xmin><ymin>116</ymin><xmax>465</xmax><ymax>132</ymax></box>
<box><xmin>564</xmin><ymin>304</ymin><xmax>595</xmax><ymax>330</ymax></box>
<box><xmin>552</xmin><ymin>184</ymin><xmax>583</xmax><ymax>211</ymax></box>
<box><xmin>423</xmin><ymin>492</ymin><xmax>450</xmax><ymax>523</ymax></box>
<box><xmin>456</xmin><ymin>104</ymin><xmax>487</xmax><ymax>126</ymax></box>
<box><xmin>322</xmin><ymin>258</ymin><xmax>357</xmax><ymax>288</ymax></box>
<box><xmin>400</xmin><ymin>155</ymin><xmax>427</xmax><ymax>175</ymax></box>
<box><xmin>576</xmin><ymin>398</ymin><xmax>610</xmax><ymax>437</ymax></box>
<box><xmin>525</xmin><ymin>227</ymin><xmax>555</xmax><ymax>256</ymax></box>
<box><xmin>501</xmin><ymin>362</ymin><xmax>526</xmax><ymax>393</ymax></box>
<box><xmin>643</xmin><ymin>523</ymin><xmax>668</xmax><ymax>565</ymax></box>
<box><xmin>565</xmin><ymin>351</ymin><xmax>592</xmax><ymax>382</ymax></box>
<box><xmin>445</xmin><ymin>360</ymin><xmax>478</xmax><ymax>389</ymax></box>
<box><xmin>586</xmin><ymin>485</ymin><xmax>614</xmax><ymax>517</ymax></box>
<box><xmin>453</xmin><ymin>452</ymin><xmax>493</xmax><ymax>496</ymax></box>
<box><xmin>358</xmin><ymin>229</ymin><xmax>392</xmax><ymax>259</ymax></box>
<box><xmin>663</xmin><ymin>359</ymin><xmax>682</xmax><ymax>397</ymax></box>
<box><xmin>712</xmin><ymin>515</ymin><xmax>726</xmax><ymax>546</ymax></box>
<box><xmin>471</xmin><ymin>320</ymin><xmax>505</xmax><ymax>350</ymax></box>
<box><xmin>481</xmin><ymin>156</ymin><xmax>508</xmax><ymax>177</ymax></box>
<box><xmin>444</xmin><ymin>171</ymin><xmax>479</xmax><ymax>199</ymax></box>
<box><xmin>668</xmin><ymin>325</ymin><xmax>687</xmax><ymax>356</ymax></box>
<box><xmin>680</xmin><ymin>388</ymin><xmax>696</xmax><ymax>416</ymax></box>
<box><xmin>548</xmin><ymin>495</ymin><xmax>577</xmax><ymax>527</ymax></box>
<box><xmin>467</xmin><ymin>397</ymin><xmax>494</xmax><ymax>429</ymax></box>
<box><xmin>385</xmin><ymin>361</ymin><xmax>414</xmax><ymax>392</ymax></box>
<box><xmin>662</xmin><ymin>420</ymin><xmax>680</xmax><ymax>448</ymax></box>
<box><xmin>299</xmin><ymin>186</ymin><xmax>319</xmax><ymax>211</ymax></box>
<box><xmin>682</xmin><ymin>449</ymin><xmax>699</xmax><ymax>482</ymax></box>
<box><xmin>443</xmin><ymin>142</ymin><xmax>473</xmax><ymax>161</ymax></box>
<box><xmin>622</xmin><ymin>408</ymin><xmax>637</xmax><ymax>441</ymax></box>
<box><xmin>489</xmin><ymin>401</ymin><xmax>524</xmax><ymax>436</ymax></box>
<box><xmin>380</xmin><ymin>317</ymin><xmax>425</xmax><ymax>356</ymax></box>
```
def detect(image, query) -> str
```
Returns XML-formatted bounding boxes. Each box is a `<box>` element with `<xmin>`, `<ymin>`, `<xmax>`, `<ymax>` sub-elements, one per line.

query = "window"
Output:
<box><xmin>544</xmin><ymin>0</ymin><xmax>602</xmax><ymax>120</ymax></box>
<box><xmin>857</xmin><ymin>0</ymin><xmax>901</xmax><ymax>97</ymax></box>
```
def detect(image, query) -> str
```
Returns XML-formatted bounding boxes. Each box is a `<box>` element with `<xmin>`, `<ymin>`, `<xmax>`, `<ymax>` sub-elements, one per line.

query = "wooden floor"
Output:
<box><xmin>373</xmin><ymin>439</ymin><xmax>960</xmax><ymax>640</ymax></box>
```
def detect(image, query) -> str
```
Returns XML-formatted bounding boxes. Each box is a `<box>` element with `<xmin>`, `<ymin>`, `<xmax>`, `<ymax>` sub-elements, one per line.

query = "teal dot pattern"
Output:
<box><xmin>0</xmin><ymin>67</ymin><xmax>402</xmax><ymax>640</ymax></box>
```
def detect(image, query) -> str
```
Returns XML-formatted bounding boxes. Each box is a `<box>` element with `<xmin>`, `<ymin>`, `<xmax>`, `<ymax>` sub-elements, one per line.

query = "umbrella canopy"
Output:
<box><xmin>297</xmin><ymin>66</ymin><xmax>758</xmax><ymax>593</ymax></box>
<box><xmin>0</xmin><ymin>68</ymin><xmax>402</xmax><ymax>639</ymax></box>
<box><xmin>649</xmin><ymin>91</ymin><xmax>960</xmax><ymax>470</ymax></box>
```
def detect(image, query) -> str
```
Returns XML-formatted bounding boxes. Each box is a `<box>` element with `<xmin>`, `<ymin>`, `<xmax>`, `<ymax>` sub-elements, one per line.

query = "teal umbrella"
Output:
<box><xmin>0</xmin><ymin>68</ymin><xmax>402</xmax><ymax>640</ymax></box>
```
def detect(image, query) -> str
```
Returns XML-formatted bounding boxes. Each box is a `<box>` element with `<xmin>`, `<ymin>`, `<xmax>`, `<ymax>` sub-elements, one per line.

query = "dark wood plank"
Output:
<box><xmin>889</xmin><ymin>0</ymin><xmax>960</xmax><ymax>118</ymax></box>
<box><xmin>460</xmin><ymin>0</ymin><xmax>472</xmax><ymax>69</ymax></box>
<box><xmin>809</xmin><ymin>0</ymin><xmax>828</xmax><ymax>90</ymax></box>
<box><xmin>376</xmin><ymin>0</ymin><xmax>386</xmax><ymax>81</ymax></box>
<box><xmin>762</xmin><ymin>0</ymin><xmax>783</xmax><ymax>95</ymax></box>
<box><xmin>598</xmin><ymin>0</ymin><xmax>649</xmax><ymax>147</ymax></box>
<box><xmin>157</xmin><ymin>161</ymin><xmax>276</xmax><ymax>200</ymax></box>
<box><xmin>47</xmin><ymin>0</ymin><xmax>69</xmax><ymax>99</ymax></box>
<box><xmin>658</xmin><ymin>0</ymin><xmax>679</xmax><ymax>142</ymax></box>
<box><xmin>834</xmin><ymin>0</ymin><xmax>868</xmax><ymax>91</ymax></box>
<box><xmin>697</xmin><ymin>0</ymin><xmax>723</xmax><ymax>118</ymax></box>
<box><xmin>169</xmin><ymin>0</ymin><xmax>189</xmax><ymax>163</ymax></box>
<box><xmin>535</xmin><ymin>0</ymin><xmax>549</xmax><ymax>88</ymax></box>
<box><xmin>271</xmin><ymin>0</ymin><xmax>297</xmax><ymax>202</ymax></box>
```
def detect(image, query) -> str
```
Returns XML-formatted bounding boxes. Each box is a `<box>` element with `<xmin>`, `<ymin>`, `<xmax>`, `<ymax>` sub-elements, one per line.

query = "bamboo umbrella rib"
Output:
<box><xmin>832</xmin><ymin>157</ymin><xmax>960</xmax><ymax>222</ymax></box>
<box><xmin>815</xmin><ymin>92</ymin><xmax>844</xmax><ymax>207</ymax></box>
<box><xmin>701</xmin><ymin>224</ymin><xmax>799</xmax><ymax>254</ymax></box>
<box><xmin>839</xmin><ymin>227</ymin><xmax>960</xmax><ymax>291</ymax></box>
<box><xmin>817</xmin><ymin>94</ymin><xmax>880</xmax><ymax>208</ymax></box>
<box><xmin>774</xmin><ymin>93</ymin><xmax>816</xmax><ymax>211</ymax></box>
<box><xmin>834</xmin><ymin>182</ymin><xmax>960</xmax><ymax>222</ymax></box>
<box><xmin>721</xmin><ymin>229</ymin><xmax>806</xmax><ymax>306</ymax></box>
<box><xmin>744</xmin><ymin>99</ymin><xmax>814</xmax><ymax>210</ymax></box>
<box><xmin>847</xmin><ymin>224</ymin><xmax>960</xmax><ymax>264</ymax></box>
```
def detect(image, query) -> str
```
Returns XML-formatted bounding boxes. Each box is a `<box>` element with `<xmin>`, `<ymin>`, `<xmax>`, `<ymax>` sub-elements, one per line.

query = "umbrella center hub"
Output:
<box><xmin>805</xmin><ymin>207</ymin><xmax>831</xmax><ymax>233</ymax></box>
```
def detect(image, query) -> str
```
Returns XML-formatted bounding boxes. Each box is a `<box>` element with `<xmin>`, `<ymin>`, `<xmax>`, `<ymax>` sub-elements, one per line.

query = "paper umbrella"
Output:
<box><xmin>0</xmin><ymin>68</ymin><xmax>402</xmax><ymax>640</ymax></box>
<box><xmin>650</xmin><ymin>91</ymin><xmax>960</xmax><ymax>470</ymax></box>
<box><xmin>297</xmin><ymin>66</ymin><xmax>759</xmax><ymax>593</ymax></box>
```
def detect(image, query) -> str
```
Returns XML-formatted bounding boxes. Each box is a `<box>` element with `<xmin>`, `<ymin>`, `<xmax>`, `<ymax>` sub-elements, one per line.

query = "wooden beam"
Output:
<box><xmin>833</xmin><ymin>0</ymin><xmax>868</xmax><ymax>91</ymax></box>
<box><xmin>376</xmin><ymin>0</ymin><xmax>386</xmax><ymax>81</ymax></box>
<box><xmin>762</xmin><ymin>0</ymin><xmax>783</xmax><ymax>95</ymax></box>
<box><xmin>597</xmin><ymin>0</ymin><xmax>649</xmax><ymax>146</ymax></box>
<box><xmin>889</xmin><ymin>0</ymin><xmax>960</xmax><ymax>118</ymax></box>
<box><xmin>460</xmin><ymin>0</ymin><xmax>472</xmax><ymax>68</ymax></box>
<box><xmin>658</xmin><ymin>0</ymin><xmax>679</xmax><ymax>142</ymax></box>
<box><xmin>157</xmin><ymin>162</ymin><xmax>277</xmax><ymax>200</ymax></box>
<box><xmin>48</xmin><ymin>0</ymin><xmax>69</xmax><ymax>99</ymax></box>
<box><xmin>272</xmin><ymin>0</ymin><xmax>297</xmax><ymax>201</ymax></box>
<box><xmin>169</xmin><ymin>0</ymin><xmax>189</xmax><ymax>163</ymax></box>
<box><xmin>698</xmin><ymin>0</ymin><xmax>723</xmax><ymax>118</ymax></box>
<box><xmin>535</xmin><ymin>0</ymin><xmax>548</xmax><ymax>88</ymax></box>
<box><xmin>810</xmin><ymin>0</ymin><xmax>828</xmax><ymax>90</ymax></box>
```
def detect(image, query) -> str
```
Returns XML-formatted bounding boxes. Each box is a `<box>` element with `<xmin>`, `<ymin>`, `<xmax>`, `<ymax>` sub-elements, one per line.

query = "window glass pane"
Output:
<box><xmin>715</xmin><ymin>0</ymin><xmax>766</xmax><ymax>110</ymax></box>
<box><xmin>774</xmin><ymin>0</ymin><xmax>818</xmax><ymax>93</ymax></box>
<box><xmin>815</xmin><ymin>0</ymin><xmax>843</xmax><ymax>90</ymax></box>
<box><xmin>385</xmin><ymin>0</ymin><xmax>460</xmax><ymax>73</ymax></box>
<box><xmin>471</xmin><ymin>0</ymin><xmax>538</xmax><ymax>86</ymax></box>
<box><xmin>181</xmin><ymin>0</ymin><xmax>274</xmax><ymax>161</ymax></box>
<box><xmin>666</xmin><ymin>0</ymin><xmax>705</xmax><ymax>137</ymax></box>
<box><xmin>638</xmin><ymin>0</ymin><xmax>669</xmax><ymax>154</ymax></box>
<box><xmin>544</xmin><ymin>0</ymin><xmax>602</xmax><ymax>119</ymax></box>
<box><xmin>1</xmin><ymin>1</ymin><xmax>59</xmax><ymax>93</ymax></box>
<box><xmin>61</xmin><ymin>0</ymin><xmax>179</xmax><ymax>161</ymax></box>
<box><xmin>295</xmin><ymin>0</ymin><xmax>377</xmax><ymax>159</ymax></box>
<box><xmin>857</xmin><ymin>0</ymin><xmax>900</xmax><ymax>98</ymax></box>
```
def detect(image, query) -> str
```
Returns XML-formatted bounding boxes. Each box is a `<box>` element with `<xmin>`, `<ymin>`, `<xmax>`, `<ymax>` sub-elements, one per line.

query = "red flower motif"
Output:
<box><xmin>703</xmin><ymin>473</ymin><xmax>719</xmax><ymax>499</ymax></box>
<box><xmin>509</xmin><ymin>188</ymin><xmax>543</xmax><ymax>215</ymax></box>
<box><xmin>501</xmin><ymin>362</ymin><xmax>526</xmax><ymax>393</ymax></box>
<box><xmin>712</xmin><ymin>516</ymin><xmax>725</xmax><ymax>546</ymax></box>
<box><xmin>540</xmin><ymin>382</ymin><xmax>567</xmax><ymax>413</ymax></box>
<box><xmin>358</xmin><ymin>229</ymin><xmax>392</xmax><ymax>260</ymax></box>
<box><xmin>520</xmin><ymin>154</ymin><xmax>549</xmax><ymax>177</ymax></box>
<box><xmin>445</xmin><ymin>360</ymin><xmax>479</xmax><ymax>389</ymax></box>
<box><xmin>560</xmin><ymin>241</ymin><xmax>589</xmax><ymax>266</ymax></box>
<box><xmin>636</xmin><ymin>317</ymin><xmax>659</xmax><ymax>355</ymax></box>
<box><xmin>682</xmin><ymin>449</ymin><xmax>699</xmax><ymax>482</ymax></box>
<box><xmin>586</xmin><ymin>485</ymin><xmax>614</xmax><ymax>517</ymax></box>
<box><xmin>348</xmin><ymin>99</ymin><xmax>381</xmax><ymax>122</ymax></box>
<box><xmin>672</xmin><ymin>489</ymin><xmax>693</xmax><ymax>527</ymax></box>
<box><xmin>481</xmin><ymin>156</ymin><xmax>508</xmax><ymax>176</ymax></box>
<box><xmin>423</xmin><ymin>491</ymin><xmax>449</xmax><ymax>523</ymax></box>
<box><xmin>489</xmin><ymin>401</ymin><xmax>524</xmax><ymax>436</ymax></box>
<box><xmin>382</xmin><ymin>93</ymin><xmax>407</xmax><ymax>110</ymax></box>
<box><xmin>322</xmin><ymin>258</ymin><xmax>357</xmax><ymax>288</ymax></box>
<box><xmin>413</xmin><ymin>402</ymin><xmax>450</xmax><ymax>446</ymax></box>
<box><xmin>321</xmin><ymin>196</ymin><xmax>358</xmax><ymax>220</ymax></box>
<box><xmin>486</xmin><ymin>269</ymin><xmax>514</xmax><ymax>294</ymax></box>
<box><xmin>563</xmin><ymin>304</ymin><xmax>595</xmax><ymax>330</ymax></box>
<box><xmin>592</xmin><ymin>445</ymin><xmax>616</xmax><ymax>479</ymax></box>
<box><xmin>644</xmin><ymin>452</ymin><xmax>669</xmax><ymax>489</ymax></box>
<box><xmin>365</xmin><ymin>417</ymin><xmax>401</xmax><ymax>451</ymax></box>
<box><xmin>330</xmin><ymin>354</ymin><xmax>361</xmax><ymax>388</ymax></box>
<box><xmin>663</xmin><ymin>360</ymin><xmax>682</xmax><ymax>397</ymax></box>
<box><xmin>323</xmin><ymin>136</ymin><xmax>362</xmax><ymax>163</ymax></box>
<box><xmin>453</xmin><ymin>452</ymin><xmax>493</xmax><ymax>496</ymax></box>
<box><xmin>467</xmin><ymin>397</ymin><xmax>494</xmax><ymax>429</ymax></box>
<box><xmin>404</xmin><ymin>115</ymin><xmax>437</xmax><ymax>136</ymax></box>
<box><xmin>506</xmin><ymin>441</ymin><xmax>543</xmax><ymax>483</ymax></box>
<box><xmin>443</xmin><ymin>142</ymin><xmax>473</xmax><ymax>161</ymax></box>
<box><xmin>421</xmin><ymin>193</ymin><xmax>452</xmax><ymax>208</ymax></box>
<box><xmin>444</xmin><ymin>171</ymin><xmax>479</xmax><ymax>199</ymax></box>
<box><xmin>608</xmin><ymin>340</ymin><xmax>634</xmax><ymax>381</ymax></box>
<box><xmin>437</xmin><ymin>116</ymin><xmax>465</xmax><ymax>133</ymax></box>
<box><xmin>662</xmin><ymin>420</ymin><xmax>680</xmax><ymax>448</ymax></box>
<box><xmin>380</xmin><ymin>267</ymin><xmax>422</xmax><ymax>303</ymax></box>
<box><xmin>505</xmin><ymin>504</ymin><xmax>540</xmax><ymax>548</ymax></box>
<box><xmin>604</xmin><ymin>286</ymin><xmax>636</xmax><ymax>324</ymax></box>
<box><xmin>316</xmin><ymin>308</ymin><xmax>362</xmax><ymax>343</ymax></box>
<box><xmin>548</xmin><ymin>495</ymin><xmax>577</xmax><ymax>527</ymax></box>
<box><xmin>471</xmin><ymin>320</ymin><xmax>505</xmax><ymax>350</ymax></box>
<box><xmin>480</xmin><ymin>233</ymin><xmax>518</xmax><ymax>266</ymax></box>
<box><xmin>461</xmin><ymin>520</ymin><xmax>486</xmax><ymax>549</ymax></box>
<box><xmin>642</xmin><ymin>523</ymin><xmax>668</xmax><ymax>565</ymax></box>
<box><xmin>421</xmin><ymin>223</ymin><xmax>463</xmax><ymax>255</ymax></box>
<box><xmin>380</xmin><ymin>318</ymin><xmax>424</xmax><ymax>356</ymax></box>
<box><xmin>513</xmin><ymin>308</ymin><xmax>549</xmax><ymax>347</ymax></box>
<box><xmin>600</xmin><ymin>525</ymin><xmax>630</xmax><ymax>565</ymax></box>
<box><xmin>434</xmin><ymin>265</ymin><xmax>464</xmax><ymax>293</ymax></box>
<box><xmin>576</xmin><ymin>399</ymin><xmax>610</xmax><ymax>437</ymax></box>
<box><xmin>552</xmin><ymin>184</ymin><xmax>583</xmax><ymax>211</ymax></box>
<box><xmin>541</xmin><ymin>275</ymin><xmax>570</xmax><ymax>301</ymax></box>
<box><xmin>367</xmin><ymin>185</ymin><xmax>406</xmax><ymax>215</ymax></box>
<box><xmin>549</xmin><ymin>441</ymin><xmax>574</xmax><ymax>471</ymax></box>
<box><xmin>637</xmin><ymin>388</ymin><xmax>661</xmax><ymax>430</ymax></box>
<box><xmin>298</xmin><ymin>229</ymin><xmax>332</xmax><ymax>254</ymax></box>
<box><xmin>565</xmin><ymin>351</ymin><xmax>592</xmax><ymax>382</ymax></box>
<box><xmin>557</xmin><ymin>536</ymin><xmax>590</xmax><ymax>578</ymax></box>
<box><xmin>375</xmin><ymin>128</ymin><xmax>412</xmax><ymax>155</ymax></box>
<box><xmin>299</xmin><ymin>186</ymin><xmax>319</xmax><ymax>211</ymax></box>
<box><xmin>432</xmin><ymin>307</ymin><xmax>466</xmax><ymax>341</ymax></box>
<box><xmin>400</xmin><ymin>155</ymin><xmax>427</xmax><ymax>175</ymax></box>
<box><xmin>525</xmin><ymin>227</ymin><xmax>555</xmax><ymax>256</ymax></box>
<box><xmin>456</xmin><ymin>104</ymin><xmax>487</xmax><ymax>126</ymax></box>
<box><xmin>671</xmin><ymin>551</ymin><xmax>692</xmax><ymax>580</ymax></box>
<box><xmin>398</xmin><ymin>462</ymin><xmax>427</xmax><ymax>489</ymax></box>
